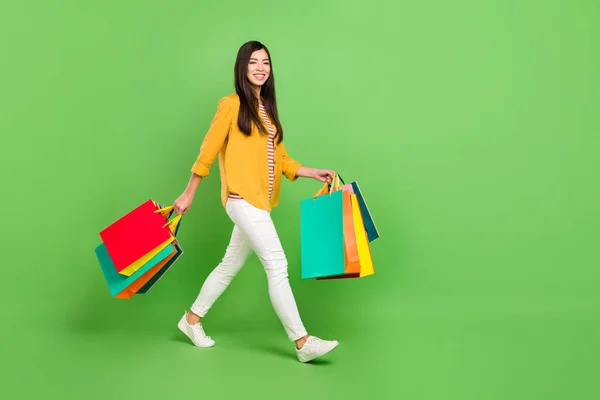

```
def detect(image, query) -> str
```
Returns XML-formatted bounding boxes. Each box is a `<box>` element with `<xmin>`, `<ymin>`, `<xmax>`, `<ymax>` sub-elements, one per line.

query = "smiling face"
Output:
<box><xmin>246</xmin><ymin>49</ymin><xmax>271</xmax><ymax>90</ymax></box>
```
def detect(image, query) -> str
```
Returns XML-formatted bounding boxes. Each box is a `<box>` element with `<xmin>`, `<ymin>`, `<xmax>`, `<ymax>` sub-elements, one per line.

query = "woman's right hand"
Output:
<box><xmin>173</xmin><ymin>192</ymin><xmax>194</xmax><ymax>215</ymax></box>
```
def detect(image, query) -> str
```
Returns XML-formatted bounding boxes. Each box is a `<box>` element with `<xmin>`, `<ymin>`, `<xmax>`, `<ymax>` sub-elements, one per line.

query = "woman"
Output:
<box><xmin>172</xmin><ymin>40</ymin><xmax>339</xmax><ymax>363</ymax></box>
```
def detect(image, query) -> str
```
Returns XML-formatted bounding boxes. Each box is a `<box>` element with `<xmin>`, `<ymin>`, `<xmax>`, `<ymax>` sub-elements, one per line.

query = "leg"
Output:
<box><xmin>189</xmin><ymin>224</ymin><xmax>252</xmax><ymax>318</ymax></box>
<box><xmin>226</xmin><ymin>200</ymin><xmax>339</xmax><ymax>362</ymax></box>
<box><xmin>226</xmin><ymin>199</ymin><xmax>308</xmax><ymax>342</ymax></box>
<box><xmin>178</xmin><ymin>221</ymin><xmax>251</xmax><ymax>347</ymax></box>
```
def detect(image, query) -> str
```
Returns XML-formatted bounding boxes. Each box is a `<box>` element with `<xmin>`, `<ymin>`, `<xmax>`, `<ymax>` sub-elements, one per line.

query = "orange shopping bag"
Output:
<box><xmin>317</xmin><ymin>175</ymin><xmax>373</xmax><ymax>280</ymax></box>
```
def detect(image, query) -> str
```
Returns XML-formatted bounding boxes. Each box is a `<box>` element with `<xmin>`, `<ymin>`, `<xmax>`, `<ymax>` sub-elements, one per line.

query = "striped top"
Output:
<box><xmin>228</xmin><ymin>103</ymin><xmax>275</xmax><ymax>201</ymax></box>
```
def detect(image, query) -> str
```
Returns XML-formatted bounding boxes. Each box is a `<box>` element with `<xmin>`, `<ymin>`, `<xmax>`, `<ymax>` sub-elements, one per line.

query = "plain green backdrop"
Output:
<box><xmin>1</xmin><ymin>0</ymin><xmax>599</xmax><ymax>399</ymax></box>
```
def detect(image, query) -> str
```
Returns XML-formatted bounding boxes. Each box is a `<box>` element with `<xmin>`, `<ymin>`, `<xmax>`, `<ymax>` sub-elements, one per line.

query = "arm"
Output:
<box><xmin>281</xmin><ymin>141</ymin><xmax>303</xmax><ymax>182</ymax></box>
<box><xmin>174</xmin><ymin>97</ymin><xmax>233</xmax><ymax>214</ymax></box>
<box><xmin>191</xmin><ymin>96</ymin><xmax>234</xmax><ymax>178</ymax></box>
<box><xmin>281</xmin><ymin>142</ymin><xmax>335</xmax><ymax>184</ymax></box>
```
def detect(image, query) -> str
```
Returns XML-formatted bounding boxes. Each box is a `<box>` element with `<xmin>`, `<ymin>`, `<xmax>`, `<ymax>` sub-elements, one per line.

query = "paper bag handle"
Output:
<box><xmin>313</xmin><ymin>173</ymin><xmax>345</xmax><ymax>198</ymax></box>
<box><xmin>155</xmin><ymin>205</ymin><xmax>183</xmax><ymax>236</ymax></box>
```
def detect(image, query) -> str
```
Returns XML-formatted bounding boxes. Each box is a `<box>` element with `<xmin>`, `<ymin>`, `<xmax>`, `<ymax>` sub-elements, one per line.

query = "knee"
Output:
<box><xmin>268</xmin><ymin>270</ymin><xmax>289</xmax><ymax>288</ymax></box>
<box><xmin>214</xmin><ymin>262</ymin><xmax>243</xmax><ymax>282</ymax></box>
<box><xmin>265</xmin><ymin>260</ymin><xmax>290</xmax><ymax>287</ymax></box>
<box><xmin>218</xmin><ymin>250</ymin><xmax>247</xmax><ymax>275</ymax></box>
<box><xmin>216</xmin><ymin>263</ymin><xmax>240</xmax><ymax>276</ymax></box>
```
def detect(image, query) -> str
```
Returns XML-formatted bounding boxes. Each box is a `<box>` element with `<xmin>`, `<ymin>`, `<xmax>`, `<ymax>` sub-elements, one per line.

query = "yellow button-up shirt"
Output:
<box><xmin>191</xmin><ymin>93</ymin><xmax>303</xmax><ymax>211</ymax></box>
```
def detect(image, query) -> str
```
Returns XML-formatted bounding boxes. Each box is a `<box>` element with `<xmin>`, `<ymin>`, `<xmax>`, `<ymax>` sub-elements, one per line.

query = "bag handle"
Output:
<box><xmin>164</xmin><ymin>214</ymin><xmax>182</xmax><ymax>236</ymax></box>
<box><xmin>313</xmin><ymin>173</ymin><xmax>345</xmax><ymax>198</ymax></box>
<box><xmin>154</xmin><ymin>205</ymin><xmax>183</xmax><ymax>236</ymax></box>
<box><xmin>156</xmin><ymin>204</ymin><xmax>174</xmax><ymax>217</ymax></box>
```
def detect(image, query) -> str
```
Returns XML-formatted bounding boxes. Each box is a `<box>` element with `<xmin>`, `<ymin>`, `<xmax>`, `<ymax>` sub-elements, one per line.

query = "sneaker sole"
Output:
<box><xmin>177</xmin><ymin>319</ymin><xmax>215</xmax><ymax>348</ymax></box>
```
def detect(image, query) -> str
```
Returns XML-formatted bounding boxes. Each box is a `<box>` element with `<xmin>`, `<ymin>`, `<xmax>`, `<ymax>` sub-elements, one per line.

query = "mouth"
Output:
<box><xmin>254</xmin><ymin>74</ymin><xmax>266</xmax><ymax>81</ymax></box>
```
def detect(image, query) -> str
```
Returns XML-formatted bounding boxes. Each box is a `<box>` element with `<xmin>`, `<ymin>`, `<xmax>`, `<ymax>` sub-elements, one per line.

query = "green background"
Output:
<box><xmin>2</xmin><ymin>0</ymin><xmax>599</xmax><ymax>399</ymax></box>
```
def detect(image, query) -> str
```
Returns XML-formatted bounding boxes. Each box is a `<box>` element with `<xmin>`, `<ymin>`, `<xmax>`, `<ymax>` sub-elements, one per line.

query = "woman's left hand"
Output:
<box><xmin>313</xmin><ymin>168</ymin><xmax>336</xmax><ymax>183</ymax></box>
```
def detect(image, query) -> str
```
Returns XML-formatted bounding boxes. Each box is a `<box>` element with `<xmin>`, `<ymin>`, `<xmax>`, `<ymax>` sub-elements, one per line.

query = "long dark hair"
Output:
<box><xmin>234</xmin><ymin>40</ymin><xmax>284</xmax><ymax>144</ymax></box>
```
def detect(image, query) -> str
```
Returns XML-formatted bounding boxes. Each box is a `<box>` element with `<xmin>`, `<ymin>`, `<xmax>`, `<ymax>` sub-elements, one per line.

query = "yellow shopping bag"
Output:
<box><xmin>351</xmin><ymin>193</ymin><xmax>374</xmax><ymax>277</ymax></box>
<box><xmin>317</xmin><ymin>192</ymin><xmax>375</xmax><ymax>280</ymax></box>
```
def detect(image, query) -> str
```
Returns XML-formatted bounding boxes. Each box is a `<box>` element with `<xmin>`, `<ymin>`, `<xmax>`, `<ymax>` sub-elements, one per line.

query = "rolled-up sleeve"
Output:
<box><xmin>191</xmin><ymin>96</ymin><xmax>233</xmax><ymax>177</ymax></box>
<box><xmin>281</xmin><ymin>141</ymin><xmax>302</xmax><ymax>182</ymax></box>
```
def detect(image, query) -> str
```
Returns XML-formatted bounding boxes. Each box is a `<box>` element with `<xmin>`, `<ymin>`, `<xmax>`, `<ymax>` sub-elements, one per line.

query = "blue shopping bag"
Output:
<box><xmin>338</xmin><ymin>175</ymin><xmax>379</xmax><ymax>243</ymax></box>
<box><xmin>350</xmin><ymin>182</ymin><xmax>379</xmax><ymax>242</ymax></box>
<box><xmin>300</xmin><ymin>177</ymin><xmax>346</xmax><ymax>279</ymax></box>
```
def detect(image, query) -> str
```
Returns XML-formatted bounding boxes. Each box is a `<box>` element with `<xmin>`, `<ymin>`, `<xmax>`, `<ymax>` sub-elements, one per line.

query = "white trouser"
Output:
<box><xmin>190</xmin><ymin>198</ymin><xmax>308</xmax><ymax>342</ymax></box>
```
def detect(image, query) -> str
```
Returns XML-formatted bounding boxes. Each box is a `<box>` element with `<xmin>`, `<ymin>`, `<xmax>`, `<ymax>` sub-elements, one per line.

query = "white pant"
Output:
<box><xmin>190</xmin><ymin>199</ymin><xmax>308</xmax><ymax>342</ymax></box>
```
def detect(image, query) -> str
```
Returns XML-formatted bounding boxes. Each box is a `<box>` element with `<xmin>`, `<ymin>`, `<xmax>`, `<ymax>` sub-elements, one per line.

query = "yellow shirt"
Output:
<box><xmin>191</xmin><ymin>93</ymin><xmax>303</xmax><ymax>211</ymax></box>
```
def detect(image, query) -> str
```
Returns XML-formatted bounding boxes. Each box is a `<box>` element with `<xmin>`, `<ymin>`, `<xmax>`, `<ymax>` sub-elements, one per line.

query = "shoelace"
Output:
<box><xmin>306</xmin><ymin>337</ymin><xmax>327</xmax><ymax>349</ymax></box>
<box><xmin>192</xmin><ymin>323</ymin><xmax>210</xmax><ymax>339</ymax></box>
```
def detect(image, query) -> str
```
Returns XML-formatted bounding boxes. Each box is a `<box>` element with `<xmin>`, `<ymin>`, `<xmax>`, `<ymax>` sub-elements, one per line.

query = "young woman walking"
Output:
<box><xmin>172</xmin><ymin>40</ymin><xmax>339</xmax><ymax>363</ymax></box>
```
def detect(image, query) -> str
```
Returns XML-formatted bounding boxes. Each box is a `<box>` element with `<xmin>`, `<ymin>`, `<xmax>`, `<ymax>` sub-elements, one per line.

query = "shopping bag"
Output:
<box><xmin>350</xmin><ymin>182</ymin><xmax>379</xmax><ymax>242</ymax></box>
<box><xmin>342</xmin><ymin>190</ymin><xmax>361</xmax><ymax>274</ymax></box>
<box><xmin>134</xmin><ymin>204</ymin><xmax>184</xmax><ymax>294</ymax></box>
<box><xmin>327</xmin><ymin>175</ymin><xmax>379</xmax><ymax>243</ymax></box>
<box><xmin>317</xmin><ymin>192</ymin><xmax>375</xmax><ymax>280</ymax></box>
<box><xmin>95</xmin><ymin>243</ymin><xmax>176</xmax><ymax>299</ymax></box>
<box><xmin>351</xmin><ymin>192</ymin><xmax>375</xmax><ymax>276</ymax></box>
<box><xmin>99</xmin><ymin>199</ymin><xmax>177</xmax><ymax>276</ymax></box>
<box><xmin>313</xmin><ymin>177</ymin><xmax>360</xmax><ymax>278</ymax></box>
<box><xmin>136</xmin><ymin>241</ymin><xmax>183</xmax><ymax>294</ymax></box>
<box><xmin>131</xmin><ymin>209</ymin><xmax>184</xmax><ymax>295</ymax></box>
<box><xmin>300</xmin><ymin>176</ymin><xmax>346</xmax><ymax>279</ymax></box>
<box><xmin>95</xmin><ymin>205</ymin><xmax>183</xmax><ymax>299</ymax></box>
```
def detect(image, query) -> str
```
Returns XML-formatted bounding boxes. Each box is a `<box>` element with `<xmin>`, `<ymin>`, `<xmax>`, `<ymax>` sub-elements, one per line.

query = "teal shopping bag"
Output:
<box><xmin>300</xmin><ymin>177</ymin><xmax>345</xmax><ymax>279</ymax></box>
<box><xmin>95</xmin><ymin>242</ymin><xmax>175</xmax><ymax>298</ymax></box>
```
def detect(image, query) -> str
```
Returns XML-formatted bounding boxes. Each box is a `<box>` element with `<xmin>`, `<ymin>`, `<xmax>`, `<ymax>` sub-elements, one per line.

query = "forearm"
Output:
<box><xmin>184</xmin><ymin>173</ymin><xmax>203</xmax><ymax>197</ymax></box>
<box><xmin>295</xmin><ymin>166</ymin><xmax>316</xmax><ymax>179</ymax></box>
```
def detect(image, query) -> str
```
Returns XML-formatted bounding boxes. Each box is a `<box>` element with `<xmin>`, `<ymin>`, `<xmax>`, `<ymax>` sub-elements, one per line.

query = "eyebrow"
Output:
<box><xmin>249</xmin><ymin>58</ymin><xmax>270</xmax><ymax>61</ymax></box>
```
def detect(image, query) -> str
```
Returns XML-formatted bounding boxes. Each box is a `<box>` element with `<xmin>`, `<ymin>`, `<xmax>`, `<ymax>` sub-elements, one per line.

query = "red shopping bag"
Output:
<box><xmin>99</xmin><ymin>199</ymin><xmax>177</xmax><ymax>276</ymax></box>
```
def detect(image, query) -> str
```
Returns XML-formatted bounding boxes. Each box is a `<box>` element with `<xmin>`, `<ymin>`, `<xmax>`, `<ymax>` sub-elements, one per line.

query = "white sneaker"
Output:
<box><xmin>177</xmin><ymin>311</ymin><xmax>215</xmax><ymax>348</ymax></box>
<box><xmin>296</xmin><ymin>335</ymin><xmax>339</xmax><ymax>363</ymax></box>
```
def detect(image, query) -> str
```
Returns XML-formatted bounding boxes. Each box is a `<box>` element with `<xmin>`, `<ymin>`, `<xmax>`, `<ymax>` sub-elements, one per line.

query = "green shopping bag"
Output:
<box><xmin>300</xmin><ymin>175</ymin><xmax>345</xmax><ymax>279</ymax></box>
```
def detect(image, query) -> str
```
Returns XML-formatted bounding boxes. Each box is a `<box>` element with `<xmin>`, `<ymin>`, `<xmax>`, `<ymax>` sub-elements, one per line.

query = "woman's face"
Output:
<box><xmin>247</xmin><ymin>49</ymin><xmax>271</xmax><ymax>88</ymax></box>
